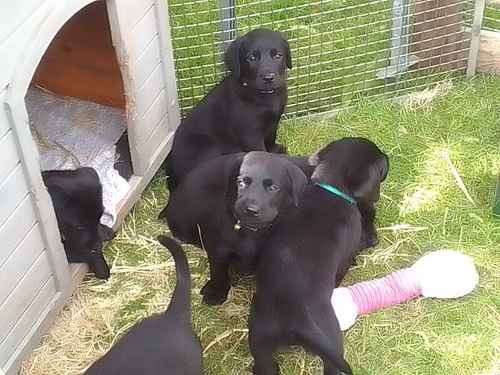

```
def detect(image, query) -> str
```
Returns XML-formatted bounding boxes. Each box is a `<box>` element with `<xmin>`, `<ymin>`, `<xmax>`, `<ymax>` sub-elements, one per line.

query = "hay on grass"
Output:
<box><xmin>21</xmin><ymin>76</ymin><xmax>500</xmax><ymax>375</ymax></box>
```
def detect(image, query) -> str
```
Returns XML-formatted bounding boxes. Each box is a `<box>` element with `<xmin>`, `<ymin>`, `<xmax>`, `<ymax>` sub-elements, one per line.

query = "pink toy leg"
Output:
<box><xmin>347</xmin><ymin>268</ymin><xmax>421</xmax><ymax>315</ymax></box>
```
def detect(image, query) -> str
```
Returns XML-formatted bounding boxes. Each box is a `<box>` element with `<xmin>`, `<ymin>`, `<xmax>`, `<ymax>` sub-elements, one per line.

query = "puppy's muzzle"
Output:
<box><xmin>257</xmin><ymin>72</ymin><xmax>281</xmax><ymax>93</ymax></box>
<box><xmin>262</xmin><ymin>72</ymin><xmax>277</xmax><ymax>83</ymax></box>
<box><xmin>244</xmin><ymin>204</ymin><xmax>261</xmax><ymax>217</ymax></box>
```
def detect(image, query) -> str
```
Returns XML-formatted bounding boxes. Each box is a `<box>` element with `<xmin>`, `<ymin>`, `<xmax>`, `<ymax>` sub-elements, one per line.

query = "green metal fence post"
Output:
<box><xmin>220</xmin><ymin>0</ymin><xmax>236</xmax><ymax>50</ymax></box>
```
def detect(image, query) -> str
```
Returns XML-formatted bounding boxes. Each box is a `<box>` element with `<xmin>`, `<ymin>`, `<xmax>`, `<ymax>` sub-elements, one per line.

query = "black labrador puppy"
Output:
<box><xmin>165</xmin><ymin>28</ymin><xmax>292</xmax><ymax>190</ymax></box>
<box><xmin>85</xmin><ymin>236</ymin><xmax>202</xmax><ymax>375</ymax></box>
<box><xmin>42</xmin><ymin>167</ymin><xmax>115</xmax><ymax>279</ymax></box>
<box><xmin>160</xmin><ymin>151</ymin><xmax>309</xmax><ymax>305</ymax></box>
<box><xmin>248</xmin><ymin>138</ymin><xmax>389</xmax><ymax>375</ymax></box>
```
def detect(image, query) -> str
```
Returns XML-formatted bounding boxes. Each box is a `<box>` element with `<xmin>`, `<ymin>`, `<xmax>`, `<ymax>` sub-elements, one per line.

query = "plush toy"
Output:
<box><xmin>331</xmin><ymin>250</ymin><xmax>479</xmax><ymax>331</ymax></box>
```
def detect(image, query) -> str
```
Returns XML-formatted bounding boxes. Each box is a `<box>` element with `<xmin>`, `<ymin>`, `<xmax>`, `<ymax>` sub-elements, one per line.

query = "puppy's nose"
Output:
<box><xmin>245</xmin><ymin>204</ymin><xmax>261</xmax><ymax>216</ymax></box>
<box><xmin>262</xmin><ymin>73</ymin><xmax>276</xmax><ymax>82</ymax></box>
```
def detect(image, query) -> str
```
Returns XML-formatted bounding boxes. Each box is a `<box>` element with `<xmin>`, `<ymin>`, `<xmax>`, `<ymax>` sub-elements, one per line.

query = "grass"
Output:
<box><xmin>22</xmin><ymin>75</ymin><xmax>500</xmax><ymax>375</ymax></box>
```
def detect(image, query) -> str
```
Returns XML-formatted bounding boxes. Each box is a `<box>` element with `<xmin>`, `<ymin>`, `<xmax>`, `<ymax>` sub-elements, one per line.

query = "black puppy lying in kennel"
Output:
<box><xmin>42</xmin><ymin>167</ymin><xmax>115</xmax><ymax>279</ymax></box>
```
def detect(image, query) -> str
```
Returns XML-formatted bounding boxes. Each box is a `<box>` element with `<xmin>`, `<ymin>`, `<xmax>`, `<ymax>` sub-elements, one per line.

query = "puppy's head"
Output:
<box><xmin>224</xmin><ymin>28</ymin><xmax>292</xmax><ymax>94</ymax></box>
<box><xmin>233</xmin><ymin>152</ymin><xmax>307</xmax><ymax>230</ymax></box>
<box><xmin>43</xmin><ymin>168</ymin><xmax>115</xmax><ymax>280</ymax></box>
<box><xmin>309</xmin><ymin>137</ymin><xmax>389</xmax><ymax>204</ymax></box>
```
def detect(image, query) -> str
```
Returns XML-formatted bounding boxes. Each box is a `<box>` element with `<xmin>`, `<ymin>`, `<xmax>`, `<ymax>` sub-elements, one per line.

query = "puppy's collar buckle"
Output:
<box><xmin>314</xmin><ymin>183</ymin><xmax>356</xmax><ymax>205</ymax></box>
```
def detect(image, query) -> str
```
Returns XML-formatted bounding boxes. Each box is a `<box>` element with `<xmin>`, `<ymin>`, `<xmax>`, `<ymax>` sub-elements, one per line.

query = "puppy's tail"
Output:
<box><xmin>157</xmin><ymin>235</ymin><xmax>192</xmax><ymax>322</ymax></box>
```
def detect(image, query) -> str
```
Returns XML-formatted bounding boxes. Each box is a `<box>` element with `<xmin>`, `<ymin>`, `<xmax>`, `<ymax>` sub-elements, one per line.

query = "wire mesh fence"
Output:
<box><xmin>484</xmin><ymin>1</ymin><xmax>500</xmax><ymax>30</ymax></box>
<box><xmin>167</xmin><ymin>0</ymin><xmax>486</xmax><ymax>118</ymax></box>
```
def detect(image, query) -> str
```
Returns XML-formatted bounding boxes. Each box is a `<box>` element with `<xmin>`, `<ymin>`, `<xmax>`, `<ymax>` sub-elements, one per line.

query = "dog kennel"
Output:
<box><xmin>0</xmin><ymin>1</ymin><xmax>179</xmax><ymax>374</ymax></box>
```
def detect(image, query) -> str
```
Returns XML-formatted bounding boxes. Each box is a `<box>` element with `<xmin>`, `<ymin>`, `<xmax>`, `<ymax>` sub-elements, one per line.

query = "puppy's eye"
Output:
<box><xmin>267</xmin><ymin>184</ymin><xmax>280</xmax><ymax>192</ymax></box>
<box><xmin>246</xmin><ymin>54</ymin><xmax>256</xmax><ymax>62</ymax></box>
<box><xmin>274</xmin><ymin>52</ymin><xmax>283</xmax><ymax>59</ymax></box>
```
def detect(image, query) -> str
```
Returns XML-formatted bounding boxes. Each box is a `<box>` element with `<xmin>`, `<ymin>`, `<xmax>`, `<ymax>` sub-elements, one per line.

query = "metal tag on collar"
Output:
<box><xmin>234</xmin><ymin>220</ymin><xmax>241</xmax><ymax>231</ymax></box>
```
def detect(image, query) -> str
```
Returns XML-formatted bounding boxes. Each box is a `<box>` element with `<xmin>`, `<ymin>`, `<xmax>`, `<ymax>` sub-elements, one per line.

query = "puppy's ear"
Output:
<box><xmin>378</xmin><ymin>153</ymin><xmax>389</xmax><ymax>182</ymax></box>
<box><xmin>224</xmin><ymin>36</ymin><xmax>244</xmax><ymax>78</ymax></box>
<box><xmin>224</xmin><ymin>153</ymin><xmax>245</xmax><ymax>206</ymax></box>
<box><xmin>285</xmin><ymin>163</ymin><xmax>308</xmax><ymax>207</ymax></box>
<box><xmin>283</xmin><ymin>36</ymin><xmax>292</xmax><ymax>69</ymax></box>
<box><xmin>283</xmin><ymin>156</ymin><xmax>315</xmax><ymax>179</ymax></box>
<box><xmin>350</xmin><ymin>156</ymin><xmax>387</xmax><ymax>202</ymax></box>
<box><xmin>350</xmin><ymin>172</ymin><xmax>378</xmax><ymax>201</ymax></box>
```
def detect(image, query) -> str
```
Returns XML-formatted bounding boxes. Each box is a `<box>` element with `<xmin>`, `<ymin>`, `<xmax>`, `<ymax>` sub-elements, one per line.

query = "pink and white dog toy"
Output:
<box><xmin>331</xmin><ymin>250</ymin><xmax>479</xmax><ymax>330</ymax></box>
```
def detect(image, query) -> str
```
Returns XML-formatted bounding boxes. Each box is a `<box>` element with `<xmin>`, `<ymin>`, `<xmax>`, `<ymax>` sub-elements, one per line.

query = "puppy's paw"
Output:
<box><xmin>200</xmin><ymin>281</ymin><xmax>229</xmax><ymax>306</ymax></box>
<box><xmin>202</xmin><ymin>290</ymin><xmax>229</xmax><ymax>306</ymax></box>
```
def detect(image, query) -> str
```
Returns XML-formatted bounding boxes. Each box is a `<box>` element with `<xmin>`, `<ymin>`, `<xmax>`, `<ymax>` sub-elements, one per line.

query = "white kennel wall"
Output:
<box><xmin>0</xmin><ymin>1</ymin><xmax>180</xmax><ymax>374</ymax></box>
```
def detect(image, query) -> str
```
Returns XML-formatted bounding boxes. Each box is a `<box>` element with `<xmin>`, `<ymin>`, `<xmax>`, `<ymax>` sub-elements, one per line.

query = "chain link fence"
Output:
<box><xmin>167</xmin><ymin>0</ymin><xmax>490</xmax><ymax>118</ymax></box>
<box><xmin>484</xmin><ymin>0</ymin><xmax>500</xmax><ymax>30</ymax></box>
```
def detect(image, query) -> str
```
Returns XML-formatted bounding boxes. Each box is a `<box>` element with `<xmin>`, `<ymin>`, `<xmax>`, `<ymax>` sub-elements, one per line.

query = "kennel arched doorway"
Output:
<box><xmin>0</xmin><ymin>1</ymin><xmax>179</xmax><ymax>374</ymax></box>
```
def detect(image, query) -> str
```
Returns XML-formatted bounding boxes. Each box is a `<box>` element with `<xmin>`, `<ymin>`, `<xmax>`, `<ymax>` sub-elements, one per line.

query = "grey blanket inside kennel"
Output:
<box><xmin>26</xmin><ymin>86</ymin><xmax>130</xmax><ymax>227</ymax></box>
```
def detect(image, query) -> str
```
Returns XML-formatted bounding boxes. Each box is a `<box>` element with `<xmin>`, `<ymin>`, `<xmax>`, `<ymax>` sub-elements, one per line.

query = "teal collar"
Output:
<box><xmin>314</xmin><ymin>182</ymin><xmax>356</xmax><ymax>205</ymax></box>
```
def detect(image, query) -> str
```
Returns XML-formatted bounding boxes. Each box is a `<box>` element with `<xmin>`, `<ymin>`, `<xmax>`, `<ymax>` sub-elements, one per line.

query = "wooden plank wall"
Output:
<box><xmin>487</xmin><ymin>0</ymin><xmax>500</xmax><ymax>8</ymax></box>
<box><xmin>411</xmin><ymin>0</ymin><xmax>469</xmax><ymax>70</ymax></box>
<box><xmin>0</xmin><ymin>96</ymin><xmax>59</xmax><ymax>374</ymax></box>
<box><xmin>477</xmin><ymin>29</ymin><xmax>500</xmax><ymax>73</ymax></box>
<box><xmin>32</xmin><ymin>1</ymin><xmax>125</xmax><ymax>109</ymax></box>
<box><xmin>108</xmin><ymin>0</ymin><xmax>172</xmax><ymax>175</ymax></box>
